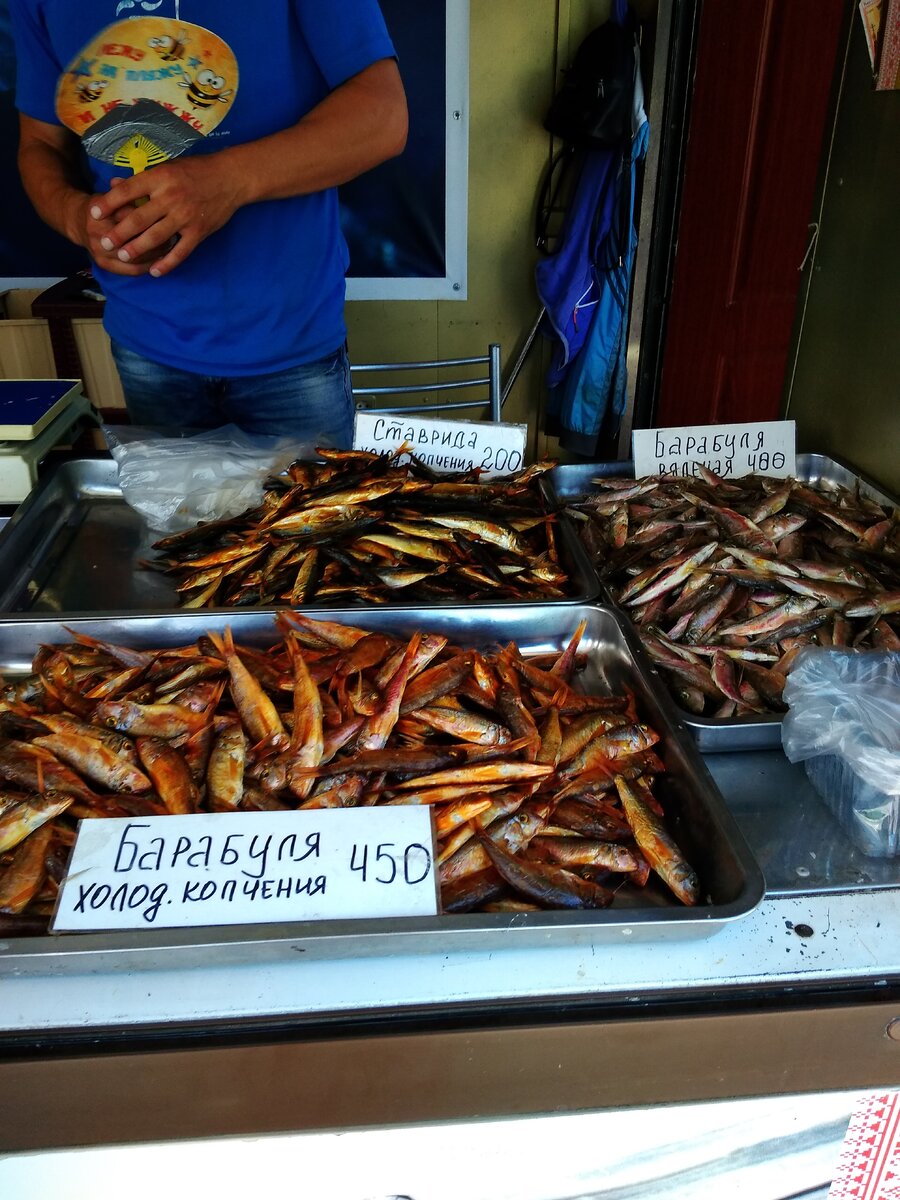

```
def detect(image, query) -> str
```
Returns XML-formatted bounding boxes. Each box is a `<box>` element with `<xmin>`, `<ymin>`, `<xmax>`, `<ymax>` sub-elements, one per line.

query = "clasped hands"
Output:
<box><xmin>84</xmin><ymin>155</ymin><xmax>242</xmax><ymax>278</ymax></box>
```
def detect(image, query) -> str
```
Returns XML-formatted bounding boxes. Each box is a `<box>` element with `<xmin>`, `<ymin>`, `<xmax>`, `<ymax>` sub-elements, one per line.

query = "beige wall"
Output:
<box><xmin>346</xmin><ymin>0</ymin><xmax>615</xmax><ymax>460</ymax></box>
<box><xmin>784</xmin><ymin>15</ymin><xmax>900</xmax><ymax>494</ymax></box>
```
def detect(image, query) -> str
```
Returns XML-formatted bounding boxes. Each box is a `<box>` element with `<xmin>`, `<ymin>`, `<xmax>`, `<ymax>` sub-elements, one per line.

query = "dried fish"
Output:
<box><xmin>0</xmin><ymin>614</ymin><xmax>699</xmax><ymax>926</ymax></box>
<box><xmin>566</xmin><ymin>471</ymin><xmax>899</xmax><ymax>715</ymax></box>
<box><xmin>149</xmin><ymin>453</ymin><xmax>573</xmax><ymax>606</ymax></box>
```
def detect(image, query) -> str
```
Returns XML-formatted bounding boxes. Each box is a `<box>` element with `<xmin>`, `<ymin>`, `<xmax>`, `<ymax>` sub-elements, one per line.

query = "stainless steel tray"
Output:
<box><xmin>0</xmin><ymin>458</ymin><xmax>601</xmax><ymax>616</ymax></box>
<box><xmin>0</xmin><ymin>603</ymin><xmax>763</xmax><ymax>972</ymax></box>
<box><xmin>546</xmin><ymin>454</ymin><xmax>900</xmax><ymax>753</ymax></box>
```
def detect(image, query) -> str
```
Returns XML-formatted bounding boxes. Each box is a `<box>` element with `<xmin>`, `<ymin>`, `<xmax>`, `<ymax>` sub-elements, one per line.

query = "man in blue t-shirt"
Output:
<box><xmin>9</xmin><ymin>1</ymin><xmax>407</xmax><ymax>445</ymax></box>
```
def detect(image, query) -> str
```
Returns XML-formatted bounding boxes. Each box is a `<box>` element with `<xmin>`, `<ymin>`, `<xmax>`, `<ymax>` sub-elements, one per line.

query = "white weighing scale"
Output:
<box><xmin>0</xmin><ymin>379</ymin><xmax>97</xmax><ymax>504</ymax></box>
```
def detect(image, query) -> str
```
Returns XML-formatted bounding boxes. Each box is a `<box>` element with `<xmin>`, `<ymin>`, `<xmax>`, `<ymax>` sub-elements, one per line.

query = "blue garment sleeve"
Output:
<box><xmin>8</xmin><ymin>0</ymin><xmax>64</xmax><ymax>124</ymax></box>
<box><xmin>295</xmin><ymin>0</ymin><xmax>396</xmax><ymax>90</ymax></box>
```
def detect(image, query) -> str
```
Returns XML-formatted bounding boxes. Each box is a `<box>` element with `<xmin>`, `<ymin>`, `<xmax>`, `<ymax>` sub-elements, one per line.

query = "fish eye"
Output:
<box><xmin>197</xmin><ymin>69</ymin><xmax>216</xmax><ymax>85</ymax></box>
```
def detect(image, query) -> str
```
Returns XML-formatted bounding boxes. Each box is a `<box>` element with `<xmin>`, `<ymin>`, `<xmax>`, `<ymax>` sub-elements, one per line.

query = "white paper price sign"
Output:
<box><xmin>52</xmin><ymin>809</ymin><xmax>438</xmax><ymax>932</ymax></box>
<box><xmin>353</xmin><ymin>411</ymin><xmax>527</xmax><ymax>477</ymax></box>
<box><xmin>632</xmin><ymin>420</ymin><xmax>797</xmax><ymax>480</ymax></box>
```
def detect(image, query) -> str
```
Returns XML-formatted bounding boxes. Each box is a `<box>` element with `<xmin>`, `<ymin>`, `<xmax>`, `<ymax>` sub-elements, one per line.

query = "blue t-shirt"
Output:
<box><xmin>9</xmin><ymin>1</ymin><xmax>395</xmax><ymax>375</ymax></box>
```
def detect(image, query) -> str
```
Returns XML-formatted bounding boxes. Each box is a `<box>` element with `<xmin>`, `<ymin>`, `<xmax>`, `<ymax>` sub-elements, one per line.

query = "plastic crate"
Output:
<box><xmin>31</xmin><ymin>274</ymin><xmax>105</xmax><ymax>391</ymax></box>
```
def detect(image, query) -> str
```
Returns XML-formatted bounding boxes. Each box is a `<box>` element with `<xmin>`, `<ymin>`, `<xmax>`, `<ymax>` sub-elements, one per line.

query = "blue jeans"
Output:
<box><xmin>110</xmin><ymin>341</ymin><xmax>355</xmax><ymax>447</ymax></box>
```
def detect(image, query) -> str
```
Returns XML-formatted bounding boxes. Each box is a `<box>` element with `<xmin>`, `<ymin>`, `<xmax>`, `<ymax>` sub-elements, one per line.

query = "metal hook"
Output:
<box><xmin>798</xmin><ymin>223</ymin><xmax>819</xmax><ymax>273</ymax></box>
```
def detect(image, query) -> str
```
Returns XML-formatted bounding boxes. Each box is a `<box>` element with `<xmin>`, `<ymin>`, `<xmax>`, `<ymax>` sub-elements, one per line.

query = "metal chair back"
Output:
<box><xmin>351</xmin><ymin>343</ymin><xmax>502</xmax><ymax>422</ymax></box>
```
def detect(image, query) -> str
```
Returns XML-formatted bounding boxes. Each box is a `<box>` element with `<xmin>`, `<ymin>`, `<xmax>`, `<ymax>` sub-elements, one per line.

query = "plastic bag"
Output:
<box><xmin>103</xmin><ymin>424</ymin><xmax>315</xmax><ymax>534</ymax></box>
<box><xmin>781</xmin><ymin>648</ymin><xmax>900</xmax><ymax>857</ymax></box>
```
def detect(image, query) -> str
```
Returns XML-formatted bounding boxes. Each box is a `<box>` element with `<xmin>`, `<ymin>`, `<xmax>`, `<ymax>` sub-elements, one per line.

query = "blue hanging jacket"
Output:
<box><xmin>536</xmin><ymin>0</ymin><xmax>648</xmax><ymax>454</ymax></box>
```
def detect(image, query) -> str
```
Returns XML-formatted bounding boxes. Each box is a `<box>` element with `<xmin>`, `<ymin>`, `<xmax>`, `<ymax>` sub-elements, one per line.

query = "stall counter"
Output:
<box><xmin>0</xmin><ymin>749</ymin><xmax>898</xmax><ymax>1151</ymax></box>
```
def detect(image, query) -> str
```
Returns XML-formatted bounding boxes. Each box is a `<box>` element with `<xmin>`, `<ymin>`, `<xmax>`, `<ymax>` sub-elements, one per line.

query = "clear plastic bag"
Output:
<box><xmin>102</xmin><ymin>423</ymin><xmax>314</xmax><ymax>533</ymax></box>
<box><xmin>781</xmin><ymin>648</ymin><xmax>900</xmax><ymax>857</ymax></box>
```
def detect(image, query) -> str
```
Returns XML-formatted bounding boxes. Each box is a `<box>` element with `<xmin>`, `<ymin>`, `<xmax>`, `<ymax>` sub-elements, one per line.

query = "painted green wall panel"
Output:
<box><xmin>785</xmin><ymin>17</ymin><xmax>900</xmax><ymax>494</ymax></box>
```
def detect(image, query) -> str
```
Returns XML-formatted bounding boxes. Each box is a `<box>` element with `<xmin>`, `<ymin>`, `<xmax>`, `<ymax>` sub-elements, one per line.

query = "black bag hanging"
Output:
<box><xmin>543</xmin><ymin>17</ymin><xmax>637</xmax><ymax>149</ymax></box>
<box><xmin>536</xmin><ymin>11</ymin><xmax>638</xmax><ymax>253</ymax></box>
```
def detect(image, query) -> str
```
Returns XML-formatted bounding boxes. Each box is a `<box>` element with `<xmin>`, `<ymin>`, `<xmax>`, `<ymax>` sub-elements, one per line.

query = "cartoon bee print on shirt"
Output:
<box><xmin>56</xmin><ymin>17</ymin><xmax>239</xmax><ymax>151</ymax></box>
<box><xmin>148</xmin><ymin>31</ymin><xmax>189</xmax><ymax>62</ymax></box>
<box><xmin>178</xmin><ymin>68</ymin><xmax>233</xmax><ymax>109</ymax></box>
<box><xmin>76</xmin><ymin>78</ymin><xmax>111</xmax><ymax>102</ymax></box>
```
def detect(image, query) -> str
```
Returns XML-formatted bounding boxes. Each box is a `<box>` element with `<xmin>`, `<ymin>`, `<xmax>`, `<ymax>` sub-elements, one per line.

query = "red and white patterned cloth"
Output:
<box><xmin>830</xmin><ymin>1092</ymin><xmax>900</xmax><ymax>1199</ymax></box>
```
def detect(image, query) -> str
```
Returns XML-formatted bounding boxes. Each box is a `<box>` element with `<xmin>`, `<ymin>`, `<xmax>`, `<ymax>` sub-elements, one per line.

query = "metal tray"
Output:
<box><xmin>0</xmin><ymin>603</ymin><xmax>763</xmax><ymax>973</ymax></box>
<box><xmin>546</xmin><ymin>454</ymin><xmax>900</xmax><ymax>753</ymax></box>
<box><xmin>0</xmin><ymin>458</ymin><xmax>601</xmax><ymax>616</ymax></box>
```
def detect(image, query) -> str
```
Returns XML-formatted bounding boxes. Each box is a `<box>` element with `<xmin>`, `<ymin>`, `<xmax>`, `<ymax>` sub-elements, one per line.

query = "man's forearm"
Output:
<box><xmin>18</xmin><ymin>135</ymin><xmax>90</xmax><ymax>247</ymax></box>
<box><xmin>18</xmin><ymin>115</ymin><xmax>163</xmax><ymax>276</ymax></box>
<box><xmin>225</xmin><ymin>58</ymin><xmax>409</xmax><ymax>207</ymax></box>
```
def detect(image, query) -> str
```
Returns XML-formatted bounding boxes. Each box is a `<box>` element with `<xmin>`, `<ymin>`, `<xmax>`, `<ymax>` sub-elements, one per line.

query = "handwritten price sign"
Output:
<box><xmin>632</xmin><ymin>420</ymin><xmax>797</xmax><ymax>480</ymax></box>
<box><xmin>353</xmin><ymin>411</ymin><xmax>527</xmax><ymax>478</ymax></box>
<box><xmin>52</xmin><ymin>809</ymin><xmax>438</xmax><ymax>932</ymax></box>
